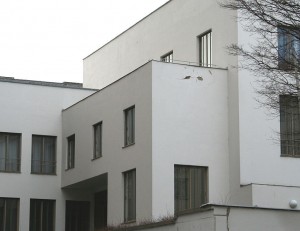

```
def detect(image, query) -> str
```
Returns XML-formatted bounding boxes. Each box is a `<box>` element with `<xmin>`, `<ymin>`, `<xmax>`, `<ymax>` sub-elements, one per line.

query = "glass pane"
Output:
<box><xmin>94</xmin><ymin>124</ymin><xmax>102</xmax><ymax>158</ymax></box>
<box><xmin>32</xmin><ymin>136</ymin><xmax>43</xmax><ymax>173</ymax></box>
<box><xmin>43</xmin><ymin>137</ymin><xmax>56</xmax><ymax>174</ymax></box>
<box><xmin>30</xmin><ymin>200</ymin><xmax>42</xmax><ymax>231</ymax></box>
<box><xmin>5</xmin><ymin>199</ymin><xmax>18</xmax><ymax>231</ymax></box>
<box><xmin>42</xmin><ymin>201</ymin><xmax>54</xmax><ymax>231</ymax></box>
<box><xmin>0</xmin><ymin>199</ymin><xmax>4</xmax><ymax>231</ymax></box>
<box><xmin>0</xmin><ymin>135</ymin><xmax>6</xmax><ymax>171</ymax></box>
<box><xmin>7</xmin><ymin>135</ymin><xmax>20</xmax><ymax>172</ymax></box>
<box><xmin>175</xmin><ymin>165</ymin><xmax>207</xmax><ymax>213</ymax></box>
<box><xmin>124</xmin><ymin>170</ymin><xmax>136</xmax><ymax>222</ymax></box>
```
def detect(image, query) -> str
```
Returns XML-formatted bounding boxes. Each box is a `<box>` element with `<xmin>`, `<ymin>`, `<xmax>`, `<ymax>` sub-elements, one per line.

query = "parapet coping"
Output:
<box><xmin>0</xmin><ymin>76</ymin><xmax>98</xmax><ymax>91</ymax></box>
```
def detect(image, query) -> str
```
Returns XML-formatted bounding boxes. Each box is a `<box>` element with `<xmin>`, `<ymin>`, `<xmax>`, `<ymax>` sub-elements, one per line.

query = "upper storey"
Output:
<box><xmin>83</xmin><ymin>0</ymin><xmax>237</xmax><ymax>89</ymax></box>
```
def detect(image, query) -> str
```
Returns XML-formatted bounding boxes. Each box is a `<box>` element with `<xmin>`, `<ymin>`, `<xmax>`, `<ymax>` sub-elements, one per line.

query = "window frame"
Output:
<box><xmin>277</xmin><ymin>25</ymin><xmax>300</xmax><ymax>70</ymax></box>
<box><xmin>123</xmin><ymin>169</ymin><xmax>136</xmax><ymax>223</ymax></box>
<box><xmin>280</xmin><ymin>95</ymin><xmax>300</xmax><ymax>157</ymax></box>
<box><xmin>66</xmin><ymin>134</ymin><xmax>75</xmax><ymax>170</ymax></box>
<box><xmin>93</xmin><ymin>122</ymin><xmax>103</xmax><ymax>160</ymax></box>
<box><xmin>198</xmin><ymin>30</ymin><xmax>212</xmax><ymax>67</ymax></box>
<box><xmin>161</xmin><ymin>51</ymin><xmax>173</xmax><ymax>63</ymax></box>
<box><xmin>0</xmin><ymin>197</ymin><xmax>19</xmax><ymax>231</ymax></box>
<box><xmin>0</xmin><ymin>132</ymin><xmax>21</xmax><ymax>173</ymax></box>
<box><xmin>31</xmin><ymin>135</ymin><xmax>57</xmax><ymax>175</ymax></box>
<box><xmin>174</xmin><ymin>165</ymin><xmax>208</xmax><ymax>214</ymax></box>
<box><xmin>29</xmin><ymin>199</ymin><xmax>55</xmax><ymax>231</ymax></box>
<box><xmin>124</xmin><ymin>106</ymin><xmax>135</xmax><ymax>147</ymax></box>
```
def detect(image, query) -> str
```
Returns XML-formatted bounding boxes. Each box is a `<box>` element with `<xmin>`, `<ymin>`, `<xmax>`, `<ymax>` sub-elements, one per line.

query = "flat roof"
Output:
<box><xmin>0</xmin><ymin>76</ymin><xmax>98</xmax><ymax>91</ymax></box>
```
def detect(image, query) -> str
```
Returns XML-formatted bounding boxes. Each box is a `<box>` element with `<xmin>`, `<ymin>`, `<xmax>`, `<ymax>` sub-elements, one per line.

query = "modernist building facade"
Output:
<box><xmin>1</xmin><ymin>0</ymin><xmax>300</xmax><ymax>230</ymax></box>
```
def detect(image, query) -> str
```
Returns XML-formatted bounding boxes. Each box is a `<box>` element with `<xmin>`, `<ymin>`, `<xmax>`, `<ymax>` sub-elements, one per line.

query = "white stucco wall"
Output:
<box><xmin>83</xmin><ymin>0</ymin><xmax>237</xmax><ymax>90</ymax></box>
<box><xmin>237</xmin><ymin>13</ymin><xmax>300</xmax><ymax>189</ymax></box>
<box><xmin>0</xmin><ymin>81</ymin><xmax>95</xmax><ymax>231</ymax></box>
<box><xmin>151</xmin><ymin>61</ymin><xmax>230</xmax><ymax>218</ymax></box>
<box><xmin>62</xmin><ymin>62</ymin><xmax>153</xmax><ymax>225</ymax></box>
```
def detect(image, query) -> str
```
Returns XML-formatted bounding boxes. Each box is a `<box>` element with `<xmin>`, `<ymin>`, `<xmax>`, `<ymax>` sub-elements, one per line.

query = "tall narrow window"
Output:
<box><xmin>93</xmin><ymin>122</ymin><xmax>102</xmax><ymax>159</ymax></box>
<box><xmin>124</xmin><ymin>106</ymin><xmax>135</xmax><ymax>146</ymax></box>
<box><xmin>278</xmin><ymin>26</ymin><xmax>300</xmax><ymax>70</ymax></box>
<box><xmin>0</xmin><ymin>132</ymin><xmax>21</xmax><ymax>173</ymax></box>
<box><xmin>174</xmin><ymin>165</ymin><xmax>208</xmax><ymax>213</ymax></box>
<box><xmin>124</xmin><ymin>169</ymin><xmax>136</xmax><ymax>222</ymax></box>
<box><xmin>199</xmin><ymin>30</ymin><xmax>212</xmax><ymax>67</ymax></box>
<box><xmin>67</xmin><ymin>135</ymin><xmax>75</xmax><ymax>169</ymax></box>
<box><xmin>31</xmin><ymin>135</ymin><xmax>56</xmax><ymax>174</ymax></box>
<box><xmin>30</xmin><ymin>199</ymin><xmax>55</xmax><ymax>231</ymax></box>
<box><xmin>161</xmin><ymin>51</ymin><xmax>173</xmax><ymax>63</ymax></box>
<box><xmin>0</xmin><ymin>198</ymin><xmax>19</xmax><ymax>231</ymax></box>
<box><xmin>280</xmin><ymin>95</ymin><xmax>300</xmax><ymax>157</ymax></box>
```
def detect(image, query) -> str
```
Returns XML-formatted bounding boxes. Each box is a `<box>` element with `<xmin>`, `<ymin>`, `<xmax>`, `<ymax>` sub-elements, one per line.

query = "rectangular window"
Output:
<box><xmin>278</xmin><ymin>26</ymin><xmax>300</xmax><ymax>70</ymax></box>
<box><xmin>31</xmin><ymin>135</ymin><xmax>56</xmax><ymax>174</ymax></box>
<box><xmin>0</xmin><ymin>133</ymin><xmax>21</xmax><ymax>173</ymax></box>
<box><xmin>0</xmin><ymin>198</ymin><xmax>19</xmax><ymax>231</ymax></box>
<box><xmin>93</xmin><ymin>122</ymin><xmax>102</xmax><ymax>159</ymax></box>
<box><xmin>124</xmin><ymin>169</ymin><xmax>136</xmax><ymax>222</ymax></box>
<box><xmin>65</xmin><ymin>201</ymin><xmax>90</xmax><ymax>231</ymax></box>
<box><xmin>280</xmin><ymin>95</ymin><xmax>300</xmax><ymax>157</ymax></box>
<box><xmin>174</xmin><ymin>165</ymin><xmax>208</xmax><ymax>213</ymax></box>
<box><xmin>67</xmin><ymin>135</ymin><xmax>75</xmax><ymax>169</ymax></box>
<box><xmin>29</xmin><ymin>199</ymin><xmax>55</xmax><ymax>231</ymax></box>
<box><xmin>161</xmin><ymin>51</ymin><xmax>173</xmax><ymax>63</ymax></box>
<box><xmin>199</xmin><ymin>30</ymin><xmax>212</xmax><ymax>67</ymax></box>
<box><xmin>124</xmin><ymin>106</ymin><xmax>135</xmax><ymax>146</ymax></box>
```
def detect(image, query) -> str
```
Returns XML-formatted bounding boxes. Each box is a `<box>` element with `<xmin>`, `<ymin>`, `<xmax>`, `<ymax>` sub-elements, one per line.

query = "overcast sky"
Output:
<box><xmin>0</xmin><ymin>0</ymin><xmax>169</xmax><ymax>83</ymax></box>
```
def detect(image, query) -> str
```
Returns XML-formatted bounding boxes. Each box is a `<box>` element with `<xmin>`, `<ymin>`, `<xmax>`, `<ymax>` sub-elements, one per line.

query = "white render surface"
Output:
<box><xmin>0</xmin><ymin>81</ymin><xmax>95</xmax><ymax>231</ymax></box>
<box><xmin>136</xmin><ymin>206</ymin><xmax>300</xmax><ymax>231</ymax></box>
<box><xmin>83</xmin><ymin>0</ymin><xmax>237</xmax><ymax>89</ymax></box>
<box><xmin>62</xmin><ymin>62</ymin><xmax>153</xmax><ymax>224</ymax></box>
<box><xmin>151</xmin><ymin>62</ymin><xmax>229</xmax><ymax>218</ymax></box>
<box><xmin>62</xmin><ymin>61</ymin><xmax>230</xmax><ymax>223</ymax></box>
<box><xmin>237</xmin><ymin>10</ymin><xmax>300</xmax><ymax>191</ymax></box>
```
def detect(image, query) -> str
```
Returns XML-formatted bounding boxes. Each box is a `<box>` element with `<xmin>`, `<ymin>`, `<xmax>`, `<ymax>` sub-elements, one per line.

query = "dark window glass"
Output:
<box><xmin>174</xmin><ymin>165</ymin><xmax>208</xmax><ymax>213</ymax></box>
<box><xmin>124</xmin><ymin>169</ymin><xmax>136</xmax><ymax>222</ymax></box>
<box><xmin>0</xmin><ymin>133</ymin><xmax>21</xmax><ymax>173</ymax></box>
<box><xmin>124</xmin><ymin>107</ymin><xmax>135</xmax><ymax>146</ymax></box>
<box><xmin>32</xmin><ymin>135</ymin><xmax>56</xmax><ymax>174</ymax></box>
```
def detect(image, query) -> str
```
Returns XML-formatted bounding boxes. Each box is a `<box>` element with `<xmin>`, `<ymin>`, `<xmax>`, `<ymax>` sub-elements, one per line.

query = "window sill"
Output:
<box><xmin>31</xmin><ymin>172</ymin><xmax>57</xmax><ymax>176</ymax></box>
<box><xmin>91</xmin><ymin>156</ymin><xmax>102</xmax><ymax>161</ymax></box>
<box><xmin>280</xmin><ymin>154</ymin><xmax>300</xmax><ymax>158</ymax></box>
<box><xmin>122</xmin><ymin>220</ymin><xmax>136</xmax><ymax>225</ymax></box>
<box><xmin>122</xmin><ymin>143</ymin><xmax>135</xmax><ymax>149</ymax></box>
<box><xmin>65</xmin><ymin>167</ymin><xmax>74</xmax><ymax>171</ymax></box>
<box><xmin>0</xmin><ymin>170</ymin><xmax>21</xmax><ymax>174</ymax></box>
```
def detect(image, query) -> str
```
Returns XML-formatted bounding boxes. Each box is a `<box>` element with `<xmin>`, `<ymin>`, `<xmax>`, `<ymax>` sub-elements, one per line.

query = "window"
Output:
<box><xmin>199</xmin><ymin>30</ymin><xmax>212</xmax><ymax>67</ymax></box>
<box><xmin>278</xmin><ymin>26</ymin><xmax>300</xmax><ymax>70</ymax></box>
<box><xmin>124</xmin><ymin>169</ymin><xmax>136</xmax><ymax>222</ymax></box>
<box><xmin>67</xmin><ymin>135</ymin><xmax>75</xmax><ymax>169</ymax></box>
<box><xmin>65</xmin><ymin>201</ymin><xmax>90</xmax><ymax>231</ymax></box>
<box><xmin>0</xmin><ymin>198</ymin><xmax>19</xmax><ymax>231</ymax></box>
<box><xmin>174</xmin><ymin>165</ymin><xmax>208</xmax><ymax>213</ymax></box>
<box><xmin>31</xmin><ymin>135</ymin><xmax>56</xmax><ymax>174</ymax></box>
<box><xmin>0</xmin><ymin>133</ymin><xmax>21</xmax><ymax>173</ymax></box>
<box><xmin>124</xmin><ymin>106</ymin><xmax>135</xmax><ymax>146</ymax></box>
<box><xmin>161</xmin><ymin>51</ymin><xmax>173</xmax><ymax>63</ymax></box>
<box><xmin>30</xmin><ymin>199</ymin><xmax>55</xmax><ymax>231</ymax></box>
<box><xmin>93</xmin><ymin>122</ymin><xmax>102</xmax><ymax>159</ymax></box>
<box><xmin>280</xmin><ymin>95</ymin><xmax>300</xmax><ymax>157</ymax></box>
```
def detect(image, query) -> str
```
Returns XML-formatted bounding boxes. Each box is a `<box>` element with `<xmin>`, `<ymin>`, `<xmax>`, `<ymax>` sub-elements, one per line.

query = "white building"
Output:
<box><xmin>1</xmin><ymin>0</ymin><xmax>300</xmax><ymax>230</ymax></box>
